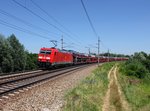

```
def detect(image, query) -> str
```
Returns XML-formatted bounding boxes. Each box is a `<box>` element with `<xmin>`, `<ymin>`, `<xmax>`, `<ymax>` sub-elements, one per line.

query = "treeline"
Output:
<box><xmin>0</xmin><ymin>34</ymin><xmax>38</xmax><ymax>74</ymax></box>
<box><xmin>120</xmin><ymin>52</ymin><xmax>150</xmax><ymax>80</ymax></box>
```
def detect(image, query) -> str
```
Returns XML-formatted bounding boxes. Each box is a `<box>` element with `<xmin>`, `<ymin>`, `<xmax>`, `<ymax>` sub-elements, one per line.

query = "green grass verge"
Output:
<box><xmin>62</xmin><ymin>62</ymin><xmax>115</xmax><ymax>111</ymax></box>
<box><xmin>118</xmin><ymin>64</ymin><xmax>150</xmax><ymax>111</ymax></box>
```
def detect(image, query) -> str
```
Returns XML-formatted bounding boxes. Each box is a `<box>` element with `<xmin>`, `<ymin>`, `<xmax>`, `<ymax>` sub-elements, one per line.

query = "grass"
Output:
<box><xmin>62</xmin><ymin>62</ymin><xmax>115</xmax><ymax>111</ymax></box>
<box><xmin>118</xmin><ymin>64</ymin><xmax>150</xmax><ymax>111</ymax></box>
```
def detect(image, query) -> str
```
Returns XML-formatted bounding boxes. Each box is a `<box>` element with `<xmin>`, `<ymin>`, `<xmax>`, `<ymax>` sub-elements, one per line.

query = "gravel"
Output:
<box><xmin>1</xmin><ymin>65</ymin><xmax>97</xmax><ymax>111</ymax></box>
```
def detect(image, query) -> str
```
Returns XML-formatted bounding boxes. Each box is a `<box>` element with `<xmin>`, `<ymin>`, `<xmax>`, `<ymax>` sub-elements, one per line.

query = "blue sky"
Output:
<box><xmin>0</xmin><ymin>0</ymin><xmax>150</xmax><ymax>55</ymax></box>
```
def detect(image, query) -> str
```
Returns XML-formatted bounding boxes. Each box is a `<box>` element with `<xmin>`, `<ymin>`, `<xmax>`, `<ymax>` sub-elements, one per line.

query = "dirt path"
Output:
<box><xmin>102</xmin><ymin>65</ymin><xmax>131</xmax><ymax>111</ymax></box>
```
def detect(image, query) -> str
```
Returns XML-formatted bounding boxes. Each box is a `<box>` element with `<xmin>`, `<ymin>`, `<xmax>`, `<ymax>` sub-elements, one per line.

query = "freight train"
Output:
<box><xmin>38</xmin><ymin>47</ymin><xmax>128</xmax><ymax>68</ymax></box>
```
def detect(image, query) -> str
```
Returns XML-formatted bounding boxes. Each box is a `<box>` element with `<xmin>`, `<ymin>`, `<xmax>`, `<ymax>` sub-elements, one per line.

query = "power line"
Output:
<box><xmin>0</xmin><ymin>9</ymin><xmax>60</xmax><ymax>36</ymax></box>
<box><xmin>30</xmin><ymin>0</ymin><xmax>66</xmax><ymax>30</ymax></box>
<box><xmin>11</xmin><ymin>0</ymin><xmax>88</xmax><ymax>51</ymax></box>
<box><xmin>30</xmin><ymin>0</ymin><xmax>83</xmax><ymax>44</ymax></box>
<box><xmin>80</xmin><ymin>0</ymin><xmax>101</xmax><ymax>66</ymax></box>
<box><xmin>80</xmin><ymin>0</ymin><xmax>111</xmax><ymax>61</ymax></box>
<box><xmin>12</xmin><ymin>0</ymin><xmax>82</xmax><ymax>46</ymax></box>
<box><xmin>12</xmin><ymin>0</ymin><xmax>67</xmax><ymax>36</ymax></box>
<box><xmin>0</xmin><ymin>9</ymin><xmax>85</xmax><ymax>52</ymax></box>
<box><xmin>0</xmin><ymin>8</ymin><xmax>82</xmax><ymax>49</ymax></box>
<box><xmin>0</xmin><ymin>19</ymin><xmax>51</xmax><ymax>40</ymax></box>
<box><xmin>80</xmin><ymin>0</ymin><xmax>98</xmax><ymax>38</ymax></box>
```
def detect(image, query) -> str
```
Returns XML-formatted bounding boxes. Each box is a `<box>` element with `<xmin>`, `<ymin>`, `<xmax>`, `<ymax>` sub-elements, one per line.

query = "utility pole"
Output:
<box><xmin>61</xmin><ymin>35</ymin><xmax>64</xmax><ymax>50</ymax></box>
<box><xmin>85</xmin><ymin>47</ymin><xmax>90</xmax><ymax>56</ymax></box>
<box><xmin>89</xmin><ymin>48</ymin><xmax>90</xmax><ymax>55</ymax></box>
<box><xmin>98</xmin><ymin>37</ymin><xmax>100</xmax><ymax>66</ymax></box>
<box><xmin>50</xmin><ymin>40</ymin><xmax>57</xmax><ymax>48</ymax></box>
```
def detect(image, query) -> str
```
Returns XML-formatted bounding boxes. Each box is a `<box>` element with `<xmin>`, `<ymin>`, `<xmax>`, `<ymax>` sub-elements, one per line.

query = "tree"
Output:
<box><xmin>0</xmin><ymin>34</ymin><xmax>38</xmax><ymax>73</ymax></box>
<box><xmin>0</xmin><ymin>34</ymin><xmax>13</xmax><ymax>73</ymax></box>
<box><xmin>7</xmin><ymin>34</ymin><xmax>26</xmax><ymax>72</ymax></box>
<box><xmin>25</xmin><ymin>51</ymin><xmax>38</xmax><ymax>70</ymax></box>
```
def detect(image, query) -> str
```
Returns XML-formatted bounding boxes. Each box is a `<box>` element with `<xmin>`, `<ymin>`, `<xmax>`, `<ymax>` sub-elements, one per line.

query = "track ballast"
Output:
<box><xmin>0</xmin><ymin>64</ymin><xmax>94</xmax><ymax>98</ymax></box>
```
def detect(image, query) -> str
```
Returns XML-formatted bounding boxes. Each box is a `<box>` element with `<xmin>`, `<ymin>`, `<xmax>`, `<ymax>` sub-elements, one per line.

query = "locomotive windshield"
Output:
<box><xmin>40</xmin><ymin>50</ymin><xmax>51</xmax><ymax>54</ymax></box>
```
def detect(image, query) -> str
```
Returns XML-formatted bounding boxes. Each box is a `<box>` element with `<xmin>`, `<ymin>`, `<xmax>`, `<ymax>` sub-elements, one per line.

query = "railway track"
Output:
<box><xmin>0</xmin><ymin>64</ymin><xmax>94</xmax><ymax>99</ymax></box>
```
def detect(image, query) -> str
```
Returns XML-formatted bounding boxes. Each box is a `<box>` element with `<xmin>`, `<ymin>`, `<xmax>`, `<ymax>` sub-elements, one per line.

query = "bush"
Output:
<box><xmin>120</xmin><ymin>52</ymin><xmax>150</xmax><ymax>79</ymax></box>
<box><xmin>122</xmin><ymin>60</ymin><xmax>148</xmax><ymax>79</ymax></box>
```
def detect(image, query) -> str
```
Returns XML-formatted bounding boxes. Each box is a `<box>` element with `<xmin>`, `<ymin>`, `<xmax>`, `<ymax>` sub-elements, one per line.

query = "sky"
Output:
<box><xmin>0</xmin><ymin>0</ymin><xmax>150</xmax><ymax>55</ymax></box>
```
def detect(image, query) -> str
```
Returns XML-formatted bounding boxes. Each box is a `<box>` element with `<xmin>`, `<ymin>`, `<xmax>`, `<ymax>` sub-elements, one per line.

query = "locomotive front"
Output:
<box><xmin>38</xmin><ymin>48</ymin><xmax>52</xmax><ymax>68</ymax></box>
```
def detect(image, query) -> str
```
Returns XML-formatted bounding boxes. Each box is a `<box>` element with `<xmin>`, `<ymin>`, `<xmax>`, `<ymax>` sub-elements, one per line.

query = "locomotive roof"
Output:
<box><xmin>40</xmin><ymin>47</ymin><xmax>53</xmax><ymax>50</ymax></box>
<box><xmin>40</xmin><ymin>47</ymin><xmax>71</xmax><ymax>53</ymax></box>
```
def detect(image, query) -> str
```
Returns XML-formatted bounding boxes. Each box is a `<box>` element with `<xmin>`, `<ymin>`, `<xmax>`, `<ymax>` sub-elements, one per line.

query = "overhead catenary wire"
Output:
<box><xmin>0</xmin><ymin>9</ymin><xmax>60</xmax><ymax>36</ymax></box>
<box><xmin>30</xmin><ymin>0</ymin><xmax>83</xmax><ymax>44</ymax></box>
<box><xmin>12</xmin><ymin>0</ymin><xmax>82</xmax><ymax>46</ymax></box>
<box><xmin>0</xmin><ymin>19</ymin><xmax>52</xmax><ymax>40</ymax></box>
<box><xmin>80</xmin><ymin>0</ymin><xmax>102</xmax><ymax>66</ymax></box>
<box><xmin>80</xmin><ymin>0</ymin><xmax>98</xmax><ymax>38</ymax></box>
<box><xmin>80</xmin><ymin>0</ymin><xmax>111</xmax><ymax>55</ymax></box>
<box><xmin>12</xmin><ymin>0</ymin><xmax>65</xmax><ymax>34</ymax></box>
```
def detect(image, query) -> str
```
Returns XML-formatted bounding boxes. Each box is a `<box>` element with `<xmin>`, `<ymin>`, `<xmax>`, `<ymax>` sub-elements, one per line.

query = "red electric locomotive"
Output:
<box><xmin>38</xmin><ymin>47</ymin><xmax>73</xmax><ymax>68</ymax></box>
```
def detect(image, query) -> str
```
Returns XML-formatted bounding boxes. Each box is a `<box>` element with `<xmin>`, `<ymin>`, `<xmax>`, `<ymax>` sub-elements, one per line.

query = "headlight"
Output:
<box><xmin>46</xmin><ymin>57</ymin><xmax>50</xmax><ymax>59</ymax></box>
<box><xmin>38</xmin><ymin>56</ymin><xmax>42</xmax><ymax>59</ymax></box>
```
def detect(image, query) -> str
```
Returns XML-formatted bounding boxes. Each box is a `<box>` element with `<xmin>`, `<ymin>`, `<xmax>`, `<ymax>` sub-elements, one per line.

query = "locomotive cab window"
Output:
<box><xmin>40</xmin><ymin>50</ymin><xmax>51</xmax><ymax>54</ymax></box>
<box><xmin>40</xmin><ymin>50</ymin><xmax>45</xmax><ymax>54</ymax></box>
<box><xmin>46</xmin><ymin>51</ymin><xmax>51</xmax><ymax>54</ymax></box>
